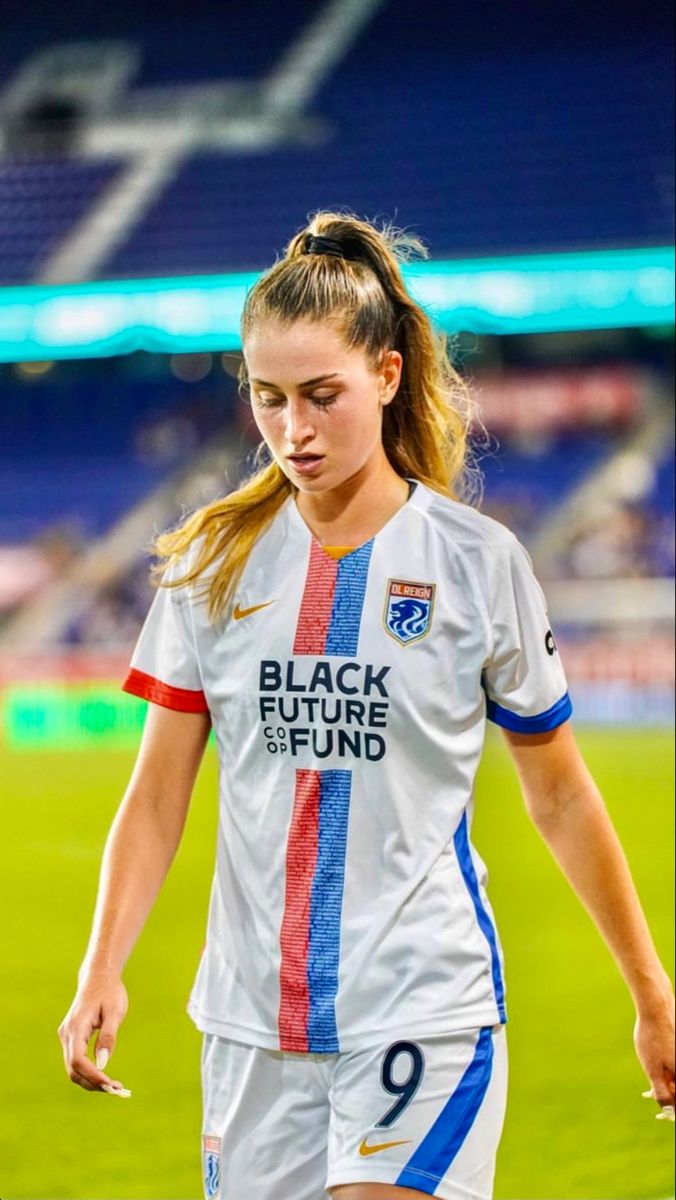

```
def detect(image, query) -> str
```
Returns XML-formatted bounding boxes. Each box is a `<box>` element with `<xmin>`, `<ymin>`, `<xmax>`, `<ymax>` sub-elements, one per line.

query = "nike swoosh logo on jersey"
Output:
<box><xmin>233</xmin><ymin>600</ymin><xmax>277</xmax><ymax>620</ymax></box>
<box><xmin>358</xmin><ymin>1137</ymin><xmax>413</xmax><ymax>1157</ymax></box>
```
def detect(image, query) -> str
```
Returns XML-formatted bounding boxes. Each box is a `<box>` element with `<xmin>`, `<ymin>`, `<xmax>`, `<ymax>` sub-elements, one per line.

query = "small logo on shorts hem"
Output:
<box><xmin>359</xmin><ymin>1137</ymin><xmax>413</xmax><ymax>1156</ymax></box>
<box><xmin>203</xmin><ymin>1135</ymin><xmax>221</xmax><ymax>1198</ymax></box>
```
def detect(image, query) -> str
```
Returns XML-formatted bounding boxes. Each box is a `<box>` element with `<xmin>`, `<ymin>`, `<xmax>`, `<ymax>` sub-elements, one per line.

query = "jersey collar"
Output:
<box><xmin>284</xmin><ymin>477</ymin><xmax>436</xmax><ymax>555</ymax></box>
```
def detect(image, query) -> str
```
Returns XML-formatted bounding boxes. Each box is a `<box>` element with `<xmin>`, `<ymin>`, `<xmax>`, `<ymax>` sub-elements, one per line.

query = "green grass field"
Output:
<box><xmin>0</xmin><ymin>728</ymin><xmax>673</xmax><ymax>1199</ymax></box>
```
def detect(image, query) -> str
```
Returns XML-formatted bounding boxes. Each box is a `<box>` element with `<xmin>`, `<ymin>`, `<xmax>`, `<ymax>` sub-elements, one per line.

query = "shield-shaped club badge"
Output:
<box><xmin>384</xmin><ymin>579</ymin><xmax>436</xmax><ymax>645</ymax></box>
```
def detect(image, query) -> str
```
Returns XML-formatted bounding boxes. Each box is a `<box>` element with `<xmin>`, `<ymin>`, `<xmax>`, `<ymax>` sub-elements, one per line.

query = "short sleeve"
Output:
<box><xmin>122</xmin><ymin>576</ymin><xmax>209</xmax><ymax>714</ymax></box>
<box><xmin>482</xmin><ymin>535</ymin><xmax>572</xmax><ymax>733</ymax></box>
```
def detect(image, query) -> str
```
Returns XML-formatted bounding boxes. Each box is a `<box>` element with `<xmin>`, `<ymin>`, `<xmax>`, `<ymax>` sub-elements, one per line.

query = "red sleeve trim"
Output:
<box><xmin>122</xmin><ymin>667</ymin><xmax>209</xmax><ymax>714</ymax></box>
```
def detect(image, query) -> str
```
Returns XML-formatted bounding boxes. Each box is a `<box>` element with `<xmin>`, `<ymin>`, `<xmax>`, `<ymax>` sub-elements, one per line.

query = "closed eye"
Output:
<box><xmin>255</xmin><ymin>393</ymin><xmax>285</xmax><ymax>407</ymax></box>
<box><xmin>310</xmin><ymin>393</ymin><xmax>338</xmax><ymax>406</ymax></box>
<box><xmin>254</xmin><ymin>392</ymin><xmax>338</xmax><ymax>408</ymax></box>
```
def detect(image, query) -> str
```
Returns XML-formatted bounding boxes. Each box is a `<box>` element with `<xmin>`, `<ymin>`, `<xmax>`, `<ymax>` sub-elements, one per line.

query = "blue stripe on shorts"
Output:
<box><xmin>396</xmin><ymin>1026</ymin><xmax>495</xmax><ymax>1194</ymax></box>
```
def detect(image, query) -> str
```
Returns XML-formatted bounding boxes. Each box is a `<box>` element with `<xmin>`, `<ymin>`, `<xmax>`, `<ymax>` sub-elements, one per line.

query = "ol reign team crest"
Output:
<box><xmin>384</xmin><ymin>578</ymin><xmax>436</xmax><ymax>645</ymax></box>
<box><xmin>203</xmin><ymin>1135</ymin><xmax>221</xmax><ymax>1198</ymax></box>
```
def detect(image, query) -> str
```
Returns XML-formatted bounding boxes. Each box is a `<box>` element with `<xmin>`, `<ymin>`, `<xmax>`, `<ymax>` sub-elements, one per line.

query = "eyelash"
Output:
<box><xmin>256</xmin><ymin>394</ymin><xmax>338</xmax><ymax>408</ymax></box>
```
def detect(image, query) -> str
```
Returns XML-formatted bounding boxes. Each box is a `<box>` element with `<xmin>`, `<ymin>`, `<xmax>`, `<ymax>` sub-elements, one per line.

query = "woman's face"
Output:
<box><xmin>244</xmin><ymin>318</ymin><xmax>402</xmax><ymax>494</ymax></box>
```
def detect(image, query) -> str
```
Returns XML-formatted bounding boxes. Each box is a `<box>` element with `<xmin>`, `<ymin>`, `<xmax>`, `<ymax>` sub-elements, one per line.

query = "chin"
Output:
<box><xmin>294</xmin><ymin>475</ymin><xmax>333</xmax><ymax>492</ymax></box>
<box><xmin>288</xmin><ymin>463</ymin><xmax>342</xmax><ymax>492</ymax></box>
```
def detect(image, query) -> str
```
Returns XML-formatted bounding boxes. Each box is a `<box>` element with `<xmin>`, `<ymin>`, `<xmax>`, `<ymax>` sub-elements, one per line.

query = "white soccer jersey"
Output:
<box><xmin>123</xmin><ymin>481</ymin><xmax>571</xmax><ymax>1054</ymax></box>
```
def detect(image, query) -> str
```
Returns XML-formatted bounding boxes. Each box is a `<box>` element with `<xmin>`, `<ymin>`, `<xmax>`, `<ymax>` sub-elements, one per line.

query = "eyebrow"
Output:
<box><xmin>251</xmin><ymin>373</ymin><xmax>342</xmax><ymax>389</ymax></box>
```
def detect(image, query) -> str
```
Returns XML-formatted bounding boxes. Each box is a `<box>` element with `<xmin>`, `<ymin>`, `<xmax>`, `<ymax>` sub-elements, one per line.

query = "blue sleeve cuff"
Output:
<box><xmin>486</xmin><ymin>691</ymin><xmax>573</xmax><ymax>733</ymax></box>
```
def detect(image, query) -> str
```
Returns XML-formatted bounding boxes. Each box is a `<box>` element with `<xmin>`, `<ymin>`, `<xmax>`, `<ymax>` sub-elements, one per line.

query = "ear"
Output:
<box><xmin>379</xmin><ymin>349</ymin><xmax>403</xmax><ymax>406</ymax></box>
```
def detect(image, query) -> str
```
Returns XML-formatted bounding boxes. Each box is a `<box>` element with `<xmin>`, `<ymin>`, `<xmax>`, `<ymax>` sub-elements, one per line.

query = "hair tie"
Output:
<box><xmin>303</xmin><ymin>234</ymin><xmax>352</xmax><ymax>259</ymax></box>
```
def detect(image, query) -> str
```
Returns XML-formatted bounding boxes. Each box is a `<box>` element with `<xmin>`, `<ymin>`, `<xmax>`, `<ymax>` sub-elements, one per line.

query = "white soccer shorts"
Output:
<box><xmin>201</xmin><ymin>1024</ymin><xmax>508</xmax><ymax>1199</ymax></box>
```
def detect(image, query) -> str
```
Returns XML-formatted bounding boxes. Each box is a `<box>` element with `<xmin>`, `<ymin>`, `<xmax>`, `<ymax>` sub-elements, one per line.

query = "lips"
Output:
<box><xmin>288</xmin><ymin>454</ymin><xmax>324</xmax><ymax>472</ymax></box>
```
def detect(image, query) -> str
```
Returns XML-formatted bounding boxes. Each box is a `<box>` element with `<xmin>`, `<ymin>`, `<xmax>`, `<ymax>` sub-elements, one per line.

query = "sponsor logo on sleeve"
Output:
<box><xmin>545</xmin><ymin>629</ymin><xmax>558</xmax><ymax>656</ymax></box>
<box><xmin>384</xmin><ymin>579</ymin><xmax>436</xmax><ymax>645</ymax></box>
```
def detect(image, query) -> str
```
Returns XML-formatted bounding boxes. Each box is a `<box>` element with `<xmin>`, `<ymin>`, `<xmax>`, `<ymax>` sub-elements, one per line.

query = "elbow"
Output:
<box><xmin>116</xmin><ymin>781</ymin><xmax>191</xmax><ymax>848</ymax></box>
<box><xmin>524</xmin><ymin>778</ymin><xmax>601</xmax><ymax>839</ymax></box>
<box><xmin>524</xmin><ymin>789</ymin><xmax>568</xmax><ymax>837</ymax></box>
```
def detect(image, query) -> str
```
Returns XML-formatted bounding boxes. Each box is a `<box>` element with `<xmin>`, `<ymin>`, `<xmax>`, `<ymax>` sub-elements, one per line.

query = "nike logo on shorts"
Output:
<box><xmin>359</xmin><ymin>1137</ymin><xmax>412</xmax><ymax>1157</ymax></box>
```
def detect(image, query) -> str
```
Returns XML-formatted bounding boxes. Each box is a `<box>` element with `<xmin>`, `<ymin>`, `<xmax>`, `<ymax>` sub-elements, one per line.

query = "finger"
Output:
<box><xmin>66</xmin><ymin>1031</ymin><xmax>95</xmax><ymax>1076</ymax></box>
<box><xmin>70</xmin><ymin>1061</ymin><xmax>130</xmax><ymax>1094</ymax></box>
<box><xmin>62</xmin><ymin>1015</ymin><xmax>98</xmax><ymax>1073</ymax></box>
<box><xmin>643</xmin><ymin>1074</ymin><xmax>675</xmax><ymax>1109</ymax></box>
<box><xmin>96</xmin><ymin>1046</ymin><xmax>110</xmax><ymax>1071</ymax></box>
<box><xmin>102</xmin><ymin>1084</ymin><xmax>133</xmax><ymax>1099</ymax></box>
<box><xmin>71</xmin><ymin>1056</ymin><xmax>125</xmax><ymax>1091</ymax></box>
<box><xmin>652</xmin><ymin>1077</ymin><xmax>676</xmax><ymax>1108</ymax></box>
<box><xmin>69</xmin><ymin>1041</ymin><xmax>124</xmax><ymax>1092</ymax></box>
<box><xmin>70</xmin><ymin>1070</ymin><xmax>100</xmax><ymax>1093</ymax></box>
<box><xmin>95</xmin><ymin>1015</ymin><xmax>121</xmax><ymax>1070</ymax></box>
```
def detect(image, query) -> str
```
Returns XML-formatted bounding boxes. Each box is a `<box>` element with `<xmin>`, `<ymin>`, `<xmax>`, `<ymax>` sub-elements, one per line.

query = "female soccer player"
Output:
<box><xmin>59</xmin><ymin>213</ymin><xmax>675</xmax><ymax>1200</ymax></box>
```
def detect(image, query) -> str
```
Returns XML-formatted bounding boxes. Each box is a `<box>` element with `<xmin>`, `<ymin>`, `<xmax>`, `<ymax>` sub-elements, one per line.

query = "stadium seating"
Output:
<box><xmin>104</xmin><ymin>43</ymin><xmax>675</xmax><ymax>277</ymax></box>
<box><xmin>0</xmin><ymin>2</ymin><xmax>672</xmax><ymax>282</ymax></box>
<box><xmin>647</xmin><ymin>446</ymin><xmax>675</xmax><ymax>517</ymax></box>
<box><xmin>1</xmin><ymin>0</ymin><xmax>315</xmax><ymax>89</ymax></box>
<box><xmin>0</xmin><ymin>363</ymin><xmax>235</xmax><ymax>541</ymax></box>
<box><xmin>0</xmin><ymin>457</ymin><xmax>169</xmax><ymax>542</ymax></box>
<box><xmin>479</xmin><ymin>432</ymin><xmax>615</xmax><ymax>538</ymax></box>
<box><xmin>0</xmin><ymin>158</ymin><xmax>121</xmax><ymax>284</ymax></box>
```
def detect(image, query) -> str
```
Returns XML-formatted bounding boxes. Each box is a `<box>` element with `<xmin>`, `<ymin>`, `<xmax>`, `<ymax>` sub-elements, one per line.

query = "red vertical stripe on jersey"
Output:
<box><xmin>293</xmin><ymin>541</ymin><xmax>339</xmax><ymax>655</ymax></box>
<box><xmin>278</xmin><ymin>769</ymin><xmax>321</xmax><ymax>1052</ymax></box>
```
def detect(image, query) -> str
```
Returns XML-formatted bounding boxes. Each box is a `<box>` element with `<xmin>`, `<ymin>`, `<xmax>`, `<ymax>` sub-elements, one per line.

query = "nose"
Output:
<box><xmin>284</xmin><ymin>397</ymin><xmax>315</xmax><ymax>447</ymax></box>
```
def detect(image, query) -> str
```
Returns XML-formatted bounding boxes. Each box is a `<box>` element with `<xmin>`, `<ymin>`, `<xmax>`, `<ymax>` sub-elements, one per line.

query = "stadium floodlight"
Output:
<box><xmin>0</xmin><ymin>247</ymin><xmax>673</xmax><ymax>363</ymax></box>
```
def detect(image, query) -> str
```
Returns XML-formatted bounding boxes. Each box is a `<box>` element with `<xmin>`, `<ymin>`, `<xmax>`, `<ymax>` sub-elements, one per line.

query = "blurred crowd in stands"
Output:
<box><xmin>0</xmin><ymin>353</ymin><xmax>673</xmax><ymax>652</ymax></box>
<box><xmin>5</xmin><ymin>480</ymin><xmax>673</xmax><ymax>649</ymax></box>
<box><xmin>560</xmin><ymin>501</ymin><xmax>674</xmax><ymax>580</ymax></box>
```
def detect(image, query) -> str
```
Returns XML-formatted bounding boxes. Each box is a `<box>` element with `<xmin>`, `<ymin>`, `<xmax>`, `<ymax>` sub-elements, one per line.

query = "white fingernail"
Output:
<box><xmin>656</xmin><ymin>1106</ymin><xmax>675</xmax><ymax>1122</ymax></box>
<box><xmin>96</xmin><ymin>1049</ymin><xmax>109</xmax><ymax>1070</ymax></box>
<box><xmin>102</xmin><ymin>1084</ymin><xmax>132</xmax><ymax>1099</ymax></box>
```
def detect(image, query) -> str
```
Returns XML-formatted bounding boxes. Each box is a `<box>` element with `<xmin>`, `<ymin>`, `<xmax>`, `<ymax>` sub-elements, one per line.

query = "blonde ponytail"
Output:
<box><xmin>154</xmin><ymin>211</ymin><xmax>476</xmax><ymax>619</ymax></box>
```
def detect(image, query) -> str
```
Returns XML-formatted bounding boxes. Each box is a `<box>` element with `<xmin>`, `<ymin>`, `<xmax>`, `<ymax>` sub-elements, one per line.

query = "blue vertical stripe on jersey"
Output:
<box><xmin>324</xmin><ymin>540</ymin><xmax>374</xmax><ymax>656</ymax></box>
<box><xmin>454</xmin><ymin>812</ymin><xmax>507</xmax><ymax>1022</ymax></box>
<box><xmin>306</xmin><ymin>770</ymin><xmax>352</xmax><ymax>1052</ymax></box>
<box><xmin>396</xmin><ymin>1026</ymin><xmax>495</xmax><ymax>1192</ymax></box>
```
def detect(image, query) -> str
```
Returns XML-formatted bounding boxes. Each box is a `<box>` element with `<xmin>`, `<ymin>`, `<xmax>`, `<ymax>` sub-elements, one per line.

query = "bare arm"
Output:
<box><xmin>503</xmin><ymin>721</ymin><xmax>675</xmax><ymax>1112</ymax></box>
<box><xmin>58</xmin><ymin>703</ymin><xmax>211</xmax><ymax>1094</ymax></box>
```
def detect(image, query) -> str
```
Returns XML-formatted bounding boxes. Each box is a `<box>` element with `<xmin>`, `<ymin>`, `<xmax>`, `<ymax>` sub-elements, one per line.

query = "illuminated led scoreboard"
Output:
<box><xmin>0</xmin><ymin>247</ymin><xmax>673</xmax><ymax>363</ymax></box>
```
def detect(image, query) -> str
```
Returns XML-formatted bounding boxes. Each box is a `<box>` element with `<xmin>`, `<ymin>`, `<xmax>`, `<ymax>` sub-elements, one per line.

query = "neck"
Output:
<box><xmin>295</xmin><ymin>455</ymin><xmax>410</xmax><ymax>545</ymax></box>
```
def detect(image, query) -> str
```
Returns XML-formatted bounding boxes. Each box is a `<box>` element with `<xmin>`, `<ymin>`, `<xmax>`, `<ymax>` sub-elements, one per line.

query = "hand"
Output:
<box><xmin>634</xmin><ymin>987</ymin><xmax>675</xmax><ymax>1117</ymax></box>
<box><xmin>58</xmin><ymin>971</ymin><xmax>130</xmax><ymax>1096</ymax></box>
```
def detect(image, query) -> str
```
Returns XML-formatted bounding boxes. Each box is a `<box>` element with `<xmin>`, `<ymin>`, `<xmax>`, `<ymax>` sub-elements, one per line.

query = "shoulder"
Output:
<box><xmin>155</xmin><ymin>535</ymin><xmax>212</xmax><ymax>615</ymax></box>
<box><xmin>408</xmin><ymin>484</ymin><xmax>525</xmax><ymax>640</ymax></box>
<box><xmin>414</xmin><ymin>483</ymin><xmax>518</xmax><ymax>558</ymax></box>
